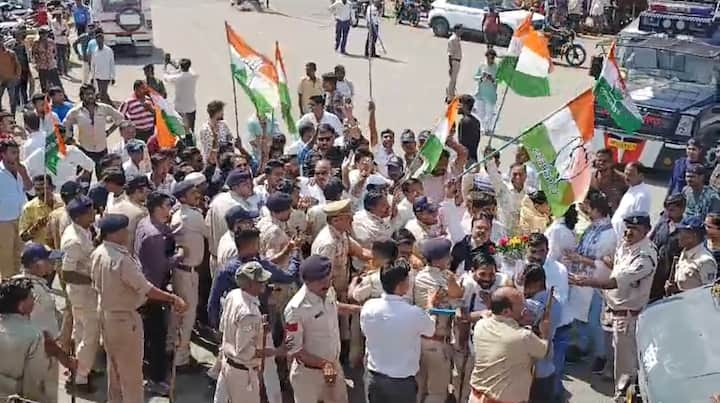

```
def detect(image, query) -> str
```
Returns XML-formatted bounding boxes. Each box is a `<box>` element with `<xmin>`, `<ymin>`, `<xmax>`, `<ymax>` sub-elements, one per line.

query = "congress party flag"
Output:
<box><xmin>149</xmin><ymin>88</ymin><xmax>186</xmax><ymax>149</ymax></box>
<box><xmin>418</xmin><ymin>98</ymin><xmax>460</xmax><ymax>175</ymax></box>
<box><xmin>521</xmin><ymin>90</ymin><xmax>594</xmax><ymax>217</ymax></box>
<box><xmin>496</xmin><ymin>14</ymin><xmax>552</xmax><ymax>97</ymax></box>
<box><xmin>44</xmin><ymin>98</ymin><xmax>65</xmax><ymax>175</ymax></box>
<box><xmin>225</xmin><ymin>22</ymin><xmax>280</xmax><ymax>115</ymax></box>
<box><xmin>274</xmin><ymin>41</ymin><xmax>297</xmax><ymax>136</ymax></box>
<box><xmin>593</xmin><ymin>41</ymin><xmax>642</xmax><ymax>133</ymax></box>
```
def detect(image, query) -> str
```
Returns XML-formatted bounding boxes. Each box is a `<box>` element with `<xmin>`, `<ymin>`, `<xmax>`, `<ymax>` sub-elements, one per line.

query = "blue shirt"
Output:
<box><xmin>72</xmin><ymin>5</ymin><xmax>91</xmax><ymax>26</ymax></box>
<box><xmin>52</xmin><ymin>101</ymin><xmax>74</xmax><ymax>122</ymax></box>
<box><xmin>667</xmin><ymin>158</ymin><xmax>690</xmax><ymax>197</ymax></box>
<box><xmin>527</xmin><ymin>289</ymin><xmax>562</xmax><ymax>378</ymax></box>
<box><xmin>207</xmin><ymin>256</ymin><xmax>296</xmax><ymax>328</ymax></box>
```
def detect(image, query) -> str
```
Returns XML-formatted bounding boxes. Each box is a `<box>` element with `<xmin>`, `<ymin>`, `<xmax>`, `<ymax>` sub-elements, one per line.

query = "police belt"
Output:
<box><xmin>224</xmin><ymin>357</ymin><xmax>255</xmax><ymax>371</ymax></box>
<box><xmin>62</xmin><ymin>271</ymin><xmax>92</xmax><ymax>285</ymax></box>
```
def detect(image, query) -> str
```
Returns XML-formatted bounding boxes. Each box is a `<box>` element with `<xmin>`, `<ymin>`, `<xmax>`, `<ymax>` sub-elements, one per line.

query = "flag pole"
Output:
<box><xmin>225</xmin><ymin>21</ymin><xmax>242</xmax><ymax>139</ymax></box>
<box><xmin>459</xmin><ymin>87</ymin><xmax>591</xmax><ymax>178</ymax></box>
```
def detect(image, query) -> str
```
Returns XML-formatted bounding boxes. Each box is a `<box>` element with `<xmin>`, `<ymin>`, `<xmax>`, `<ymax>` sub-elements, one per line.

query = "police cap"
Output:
<box><xmin>266</xmin><ymin>192</ymin><xmax>293</xmax><ymax>213</ymax></box>
<box><xmin>299</xmin><ymin>255</ymin><xmax>332</xmax><ymax>282</ymax></box>
<box><xmin>98</xmin><ymin>214</ymin><xmax>130</xmax><ymax>234</ymax></box>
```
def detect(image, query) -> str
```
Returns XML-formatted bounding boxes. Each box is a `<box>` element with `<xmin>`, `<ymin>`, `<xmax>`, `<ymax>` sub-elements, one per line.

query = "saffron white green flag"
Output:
<box><xmin>496</xmin><ymin>14</ymin><xmax>552</xmax><ymax>97</ymax></box>
<box><xmin>225</xmin><ymin>22</ymin><xmax>280</xmax><ymax>115</ymax></box>
<box><xmin>521</xmin><ymin>90</ymin><xmax>594</xmax><ymax>217</ymax></box>
<box><xmin>417</xmin><ymin>98</ymin><xmax>460</xmax><ymax>175</ymax></box>
<box><xmin>275</xmin><ymin>41</ymin><xmax>297</xmax><ymax>136</ymax></box>
<box><xmin>593</xmin><ymin>42</ymin><xmax>642</xmax><ymax>133</ymax></box>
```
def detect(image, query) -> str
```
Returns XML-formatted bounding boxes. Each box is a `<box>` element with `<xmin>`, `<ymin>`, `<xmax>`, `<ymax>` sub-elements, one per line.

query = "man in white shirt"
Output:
<box><xmin>90</xmin><ymin>32</ymin><xmax>115</xmax><ymax>104</ymax></box>
<box><xmin>360</xmin><ymin>259</ymin><xmax>436</xmax><ymax>403</ymax></box>
<box><xmin>19</xmin><ymin>110</ymin><xmax>44</xmax><ymax>162</ymax></box>
<box><xmin>164</xmin><ymin>58</ymin><xmax>198</xmax><ymax>134</ymax></box>
<box><xmin>612</xmin><ymin>161</ymin><xmax>651</xmax><ymax>237</ymax></box>
<box><xmin>23</xmin><ymin>135</ymin><xmax>94</xmax><ymax>188</ymax></box>
<box><xmin>329</xmin><ymin>0</ymin><xmax>352</xmax><ymax>54</ymax></box>
<box><xmin>296</xmin><ymin>95</ymin><xmax>344</xmax><ymax>138</ymax></box>
<box><xmin>0</xmin><ymin>139</ymin><xmax>31</xmax><ymax>280</ymax></box>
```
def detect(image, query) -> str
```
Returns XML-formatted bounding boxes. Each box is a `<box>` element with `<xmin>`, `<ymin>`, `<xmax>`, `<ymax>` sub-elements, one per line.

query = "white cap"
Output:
<box><xmin>185</xmin><ymin>172</ymin><xmax>207</xmax><ymax>186</ymax></box>
<box><xmin>366</xmin><ymin>174</ymin><xmax>390</xmax><ymax>188</ymax></box>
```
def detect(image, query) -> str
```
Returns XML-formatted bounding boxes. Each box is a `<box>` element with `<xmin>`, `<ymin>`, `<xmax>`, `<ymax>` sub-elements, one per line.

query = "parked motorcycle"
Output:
<box><xmin>546</xmin><ymin>26</ymin><xmax>586</xmax><ymax>67</ymax></box>
<box><xmin>396</xmin><ymin>1</ymin><xmax>420</xmax><ymax>26</ymax></box>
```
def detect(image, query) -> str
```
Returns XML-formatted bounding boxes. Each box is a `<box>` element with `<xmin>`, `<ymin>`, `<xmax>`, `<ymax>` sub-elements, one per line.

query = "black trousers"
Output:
<box><xmin>38</xmin><ymin>68</ymin><xmax>63</xmax><ymax>93</ymax></box>
<box><xmin>529</xmin><ymin>374</ymin><xmax>555</xmax><ymax>403</ymax></box>
<box><xmin>140</xmin><ymin>301</ymin><xmax>169</xmax><ymax>383</ymax></box>
<box><xmin>78</xmin><ymin>146</ymin><xmax>107</xmax><ymax>178</ymax></box>
<box><xmin>367</xmin><ymin>370</ymin><xmax>417</xmax><ymax>403</ymax></box>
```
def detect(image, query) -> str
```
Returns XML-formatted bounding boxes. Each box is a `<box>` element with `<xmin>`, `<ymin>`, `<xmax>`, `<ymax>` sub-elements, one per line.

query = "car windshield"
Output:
<box><xmin>99</xmin><ymin>0</ymin><xmax>141</xmax><ymax>12</ymax></box>
<box><xmin>617</xmin><ymin>45</ymin><xmax>718</xmax><ymax>86</ymax></box>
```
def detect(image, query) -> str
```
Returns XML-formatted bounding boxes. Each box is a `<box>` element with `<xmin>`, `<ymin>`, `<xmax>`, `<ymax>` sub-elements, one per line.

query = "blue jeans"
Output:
<box><xmin>572</xmin><ymin>290</ymin><xmax>606</xmax><ymax>358</ymax></box>
<box><xmin>553</xmin><ymin>324</ymin><xmax>571</xmax><ymax>397</ymax></box>
<box><xmin>335</xmin><ymin>19</ymin><xmax>351</xmax><ymax>52</ymax></box>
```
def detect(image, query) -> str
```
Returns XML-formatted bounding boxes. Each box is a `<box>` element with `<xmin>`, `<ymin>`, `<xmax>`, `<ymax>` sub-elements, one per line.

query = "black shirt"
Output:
<box><xmin>458</xmin><ymin>114</ymin><xmax>481</xmax><ymax>161</ymax></box>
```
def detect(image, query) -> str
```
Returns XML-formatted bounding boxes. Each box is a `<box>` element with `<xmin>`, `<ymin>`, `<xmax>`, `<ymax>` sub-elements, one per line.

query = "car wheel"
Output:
<box><xmin>496</xmin><ymin>24</ymin><xmax>513</xmax><ymax>47</ymax></box>
<box><xmin>431</xmin><ymin>17</ymin><xmax>450</xmax><ymax>37</ymax></box>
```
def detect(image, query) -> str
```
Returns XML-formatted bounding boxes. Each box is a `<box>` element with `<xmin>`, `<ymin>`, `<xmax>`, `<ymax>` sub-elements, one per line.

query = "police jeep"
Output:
<box><xmin>590</xmin><ymin>0</ymin><xmax>720</xmax><ymax>171</ymax></box>
<box><xmin>622</xmin><ymin>281</ymin><xmax>720</xmax><ymax>403</ymax></box>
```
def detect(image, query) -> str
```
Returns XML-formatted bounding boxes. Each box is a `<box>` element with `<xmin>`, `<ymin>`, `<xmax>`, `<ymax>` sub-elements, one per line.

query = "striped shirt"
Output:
<box><xmin>119</xmin><ymin>95</ymin><xmax>155</xmax><ymax>131</ymax></box>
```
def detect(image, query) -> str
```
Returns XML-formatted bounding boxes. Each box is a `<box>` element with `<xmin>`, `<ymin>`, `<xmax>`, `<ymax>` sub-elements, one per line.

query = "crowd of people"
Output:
<box><xmin>0</xmin><ymin>2</ymin><xmax>719</xmax><ymax>403</ymax></box>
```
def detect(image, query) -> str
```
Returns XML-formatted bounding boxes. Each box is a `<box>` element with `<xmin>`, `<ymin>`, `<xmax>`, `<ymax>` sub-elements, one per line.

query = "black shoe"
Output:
<box><xmin>592</xmin><ymin>357</ymin><xmax>607</xmax><ymax>374</ymax></box>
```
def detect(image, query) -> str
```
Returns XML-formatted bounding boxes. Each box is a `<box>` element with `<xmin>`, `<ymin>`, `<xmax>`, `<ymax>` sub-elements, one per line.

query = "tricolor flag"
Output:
<box><xmin>44</xmin><ymin>98</ymin><xmax>65</xmax><ymax>175</ymax></box>
<box><xmin>225</xmin><ymin>22</ymin><xmax>280</xmax><ymax>115</ymax></box>
<box><xmin>149</xmin><ymin>89</ymin><xmax>186</xmax><ymax>149</ymax></box>
<box><xmin>417</xmin><ymin>98</ymin><xmax>460</xmax><ymax>175</ymax></box>
<box><xmin>521</xmin><ymin>90</ymin><xmax>594</xmax><ymax>217</ymax></box>
<box><xmin>496</xmin><ymin>15</ymin><xmax>552</xmax><ymax>97</ymax></box>
<box><xmin>275</xmin><ymin>41</ymin><xmax>297</xmax><ymax>136</ymax></box>
<box><xmin>593</xmin><ymin>42</ymin><xmax>642</xmax><ymax>133</ymax></box>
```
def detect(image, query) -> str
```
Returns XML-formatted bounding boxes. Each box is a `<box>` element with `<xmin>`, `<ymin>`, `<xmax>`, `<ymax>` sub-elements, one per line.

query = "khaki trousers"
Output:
<box><xmin>167</xmin><ymin>269</ymin><xmax>199</xmax><ymax>365</ymax></box>
<box><xmin>67</xmin><ymin>285</ymin><xmax>100</xmax><ymax>379</ymax></box>
<box><xmin>451</xmin><ymin>348</ymin><xmax>473</xmax><ymax>403</ymax></box>
<box><xmin>0</xmin><ymin>220</ymin><xmax>22</xmax><ymax>280</ymax></box>
<box><xmin>446</xmin><ymin>59</ymin><xmax>461</xmax><ymax>100</ymax></box>
<box><xmin>102</xmin><ymin>311</ymin><xmax>144</xmax><ymax>403</ymax></box>
<box><xmin>289</xmin><ymin>360</ymin><xmax>348</xmax><ymax>403</ymax></box>
<box><xmin>416</xmin><ymin>338</ymin><xmax>452</xmax><ymax>403</ymax></box>
<box><xmin>612</xmin><ymin>314</ymin><xmax>639</xmax><ymax>397</ymax></box>
<box><xmin>214</xmin><ymin>362</ymin><xmax>261</xmax><ymax>403</ymax></box>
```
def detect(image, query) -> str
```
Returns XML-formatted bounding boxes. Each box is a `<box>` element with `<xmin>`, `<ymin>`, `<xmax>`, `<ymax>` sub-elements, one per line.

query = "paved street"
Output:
<box><xmin>50</xmin><ymin>0</ymin><xmax>670</xmax><ymax>401</ymax></box>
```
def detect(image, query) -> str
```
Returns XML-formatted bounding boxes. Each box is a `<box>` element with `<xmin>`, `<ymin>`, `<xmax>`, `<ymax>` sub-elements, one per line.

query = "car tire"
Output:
<box><xmin>496</xmin><ymin>24</ymin><xmax>513</xmax><ymax>47</ymax></box>
<box><xmin>431</xmin><ymin>17</ymin><xmax>450</xmax><ymax>37</ymax></box>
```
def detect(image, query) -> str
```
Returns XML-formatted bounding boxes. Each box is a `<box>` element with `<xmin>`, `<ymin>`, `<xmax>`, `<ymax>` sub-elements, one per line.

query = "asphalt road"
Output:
<box><xmin>49</xmin><ymin>0</ymin><xmax>671</xmax><ymax>401</ymax></box>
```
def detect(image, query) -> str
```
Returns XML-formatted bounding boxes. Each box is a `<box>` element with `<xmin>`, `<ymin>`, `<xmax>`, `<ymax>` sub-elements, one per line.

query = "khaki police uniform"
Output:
<box><xmin>446</xmin><ymin>32</ymin><xmax>462</xmax><ymax>100</ymax></box>
<box><xmin>413</xmin><ymin>265</ymin><xmax>456</xmax><ymax>403</ymax></box>
<box><xmin>606</xmin><ymin>236</ymin><xmax>657</xmax><ymax>397</ymax></box>
<box><xmin>214</xmin><ymin>288</ymin><xmax>264</xmax><ymax>403</ymax></box>
<box><xmin>257</xmin><ymin>215</ymin><xmax>296</xmax><ymax>330</ymax></box>
<box><xmin>91</xmin><ymin>240</ymin><xmax>154</xmax><ymax>403</ymax></box>
<box><xmin>106</xmin><ymin>197</ymin><xmax>148</xmax><ymax>253</ymax></box>
<box><xmin>168</xmin><ymin>203</ymin><xmax>208</xmax><ymax>366</ymax></box>
<box><xmin>12</xmin><ymin>272</ymin><xmax>61</xmax><ymax>402</ymax></box>
<box><xmin>60</xmin><ymin>222</ymin><xmax>99</xmax><ymax>382</ymax></box>
<box><xmin>284</xmin><ymin>285</ymin><xmax>348</xmax><ymax>403</ymax></box>
<box><xmin>674</xmin><ymin>243</ymin><xmax>717</xmax><ymax>292</ymax></box>
<box><xmin>0</xmin><ymin>313</ymin><xmax>53</xmax><ymax>402</ymax></box>
<box><xmin>47</xmin><ymin>206</ymin><xmax>74</xmax><ymax>350</ymax></box>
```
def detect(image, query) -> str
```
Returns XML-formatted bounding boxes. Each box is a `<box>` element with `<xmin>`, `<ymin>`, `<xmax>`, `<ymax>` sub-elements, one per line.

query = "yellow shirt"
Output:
<box><xmin>470</xmin><ymin>315</ymin><xmax>548</xmax><ymax>402</ymax></box>
<box><xmin>18</xmin><ymin>195</ymin><xmax>64</xmax><ymax>245</ymax></box>
<box><xmin>297</xmin><ymin>76</ymin><xmax>323</xmax><ymax>114</ymax></box>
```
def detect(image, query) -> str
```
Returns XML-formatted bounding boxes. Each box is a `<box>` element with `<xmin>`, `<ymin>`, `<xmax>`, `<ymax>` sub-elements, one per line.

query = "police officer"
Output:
<box><xmin>60</xmin><ymin>195</ymin><xmax>99</xmax><ymax>391</ymax></box>
<box><xmin>0</xmin><ymin>278</ymin><xmax>53</xmax><ymax>401</ymax></box>
<box><xmin>14</xmin><ymin>243</ymin><xmax>65</xmax><ymax>402</ymax></box>
<box><xmin>665</xmin><ymin>216</ymin><xmax>717</xmax><ymax>295</ymax></box>
<box><xmin>284</xmin><ymin>255</ymin><xmax>362</xmax><ymax>403</ymax></box>
<box><xmin>106</xmin><ymin>175</ymin><xmax>150</xmax><ymax>253</ymax></box>
<box><xmin>569</xmin><ymin>211</ymin><xmax>657</xmax><ymax>400</ymax></box>
<box><xmin>413</xmin><ymin>237</ymin><xmax>464</xmax><ymax>403</ymax></box>
<box><xmin>217</xmin><ymin>205</ymin><xmax>261</xmax><ymax>268</ymax></box>
<box><xmin>214</xmin><ymin>261</ymin><xmax>287</xmax><ymax>403</ymax></box>
<box><xmin>91</xmin><ymin>214</ymin><xmax>186</xmax><ymax>403</ymax></box>
<box><xmin>169</xmin><ymin>180</ymin><xmax>209</xmax><ymax>370</ymax></box>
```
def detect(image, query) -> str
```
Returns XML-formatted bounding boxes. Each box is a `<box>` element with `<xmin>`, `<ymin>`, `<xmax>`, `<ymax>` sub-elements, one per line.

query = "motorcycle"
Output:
<box><xmin>395</xmin><ymin>1</ymin><xmax>420</xmax><ymax>26</ymax></box>
<box><xmin>545</xmin><ymin>26</ymin><xmax>587</xmax><ymax>67</ymax></box>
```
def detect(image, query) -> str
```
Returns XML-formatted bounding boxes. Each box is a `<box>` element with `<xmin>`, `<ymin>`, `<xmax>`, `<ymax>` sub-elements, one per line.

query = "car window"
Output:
<box><xmin>468</xmin><ymin>0</ymin><xmax>489</xmax><ymax>8</ymax></box>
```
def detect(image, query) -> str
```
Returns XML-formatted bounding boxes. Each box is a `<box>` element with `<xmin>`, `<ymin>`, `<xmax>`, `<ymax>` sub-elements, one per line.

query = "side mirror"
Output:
<box><xmin>589</xmin><ymin>55</ymin><xmax>604</xmax><ymax>79</ymax></box>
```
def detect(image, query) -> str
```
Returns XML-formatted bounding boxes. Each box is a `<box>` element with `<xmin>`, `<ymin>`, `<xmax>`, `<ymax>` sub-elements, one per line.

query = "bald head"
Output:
<box><xmin>491</xmin><ymin>287</ymin><xmax>524</xmax><ymax>320</ymax></box>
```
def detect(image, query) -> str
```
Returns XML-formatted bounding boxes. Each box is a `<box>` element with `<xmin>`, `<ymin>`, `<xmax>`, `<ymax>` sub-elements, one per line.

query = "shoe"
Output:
<box><xmin>592</xmin><ymin>357</ymin><xmax>607</xmax><ymax>374</ymax></box>
<box><xmin>145</xmin><ymin>380</ymin><xmax>170</xmax><ymax>396</ymax></box>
